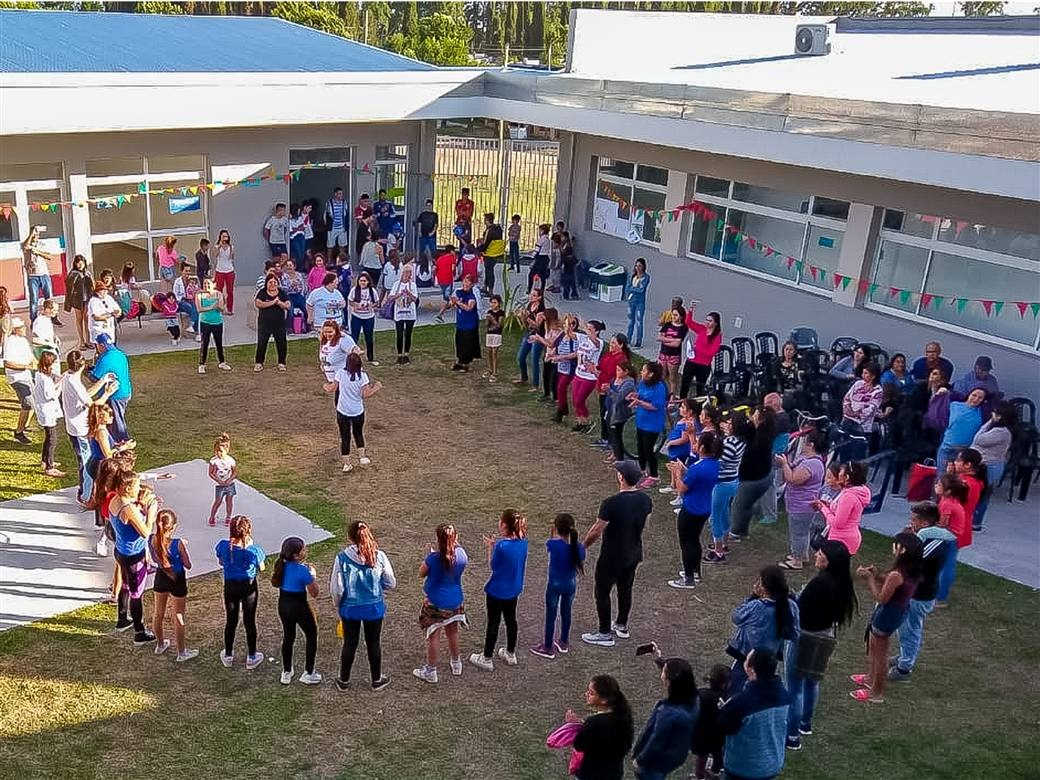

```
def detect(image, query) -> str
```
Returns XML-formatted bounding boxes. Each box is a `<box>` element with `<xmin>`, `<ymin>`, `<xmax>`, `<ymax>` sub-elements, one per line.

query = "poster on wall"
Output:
<box><xmin>168</xmin><ymin>195</ymin><xmax>202</xmax><ymax>214</ymax></box>
<box><xmin>593</xmin><ymin>197</ymin><xmax>628</xmax><ymax>238</ymax></box>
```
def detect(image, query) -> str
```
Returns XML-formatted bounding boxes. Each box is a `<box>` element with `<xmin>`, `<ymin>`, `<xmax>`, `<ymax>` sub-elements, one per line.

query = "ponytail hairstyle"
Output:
<box><xmin>955</xmin><ymin>447</ymin><xmax>989</xmax><ymax>495</ymax></box>
<box><xmin>501</xmin><ymin>508</ymin><xmax>527</xmax><ymax>539</ymax></box>
<box><xmin>220</xmin><ymin>515</ymin><xmax>253</xmax><ymax>568</ymax></box>
<box><xmin>38</xmin><ymin>350</ymin><xmax>58</xmax><ymax>376</ymax></box>
<box><xmin>697</xmin><ymin>430</ymin><xmax>723</xmax><ymax>459</ymax></box>
<box><xmin>348</xmin><ymin>520</ymin><xmax>378</xmax><ymax>567</ymax></box>
<box><xmin>759</xmin><ymin>564</ymin><xmax>793</xmax><ymax>641</ymax></box>
<box><xmin>436</xmin><ymin>523</ymin><xmax>457</xmax><ymax>571</ymax></box>
<box><xmin>92</xmin><ymin>459</ymin><xmax>130</xmax><ymax>512</ymax></box>
<box><xmin>939</xmin><ymin>473</ymin><xmax>970</xmax><ymax>505</ymax></box>
<box><xmin>893</xmin><ymin>531</ymin><xmax>924</xmax><ymax>581</ymax></box>
<box><xmin>589</xmin><ymin>675</ymin><xmax>634</xmax><ymax>752</ymax></box>
<box><xmin>65</xmin><ymin>349</ymin><xmax>84</xmax><ymax>373</ymax></box>
<box><xmin>346</xmin><ymin>351</ymin><xmax>363</xmax><ymax>381</ymax></box>
<box><xmin>214</xmin><ymin>431</ymin><xmax>231</xmax><ymax>455</ymax></box>
<box><xmin>272</xmin><ymin>536</ymin><xmax>305</xmax><ymax>588</ymax></box>
<box><xmin>612</xmin><ymin>332</ymin><xmax>633</xmax><ymax>364</ymax></box>
<box><xmin>153</xmin><ymin>509</ymin><xmax>178</xmax><ymax>571</ymax></box>
<box><xmin>554</xmin><ymin>512</ymin><xmax>584</xmax><ymax>575</ymax></box>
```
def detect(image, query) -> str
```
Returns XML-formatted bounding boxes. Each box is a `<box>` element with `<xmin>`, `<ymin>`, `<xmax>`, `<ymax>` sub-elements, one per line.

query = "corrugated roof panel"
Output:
<box><xmin>0</xmin><ymin>10</ymin><xmax>435</xmax><ymax>73</ymax></box>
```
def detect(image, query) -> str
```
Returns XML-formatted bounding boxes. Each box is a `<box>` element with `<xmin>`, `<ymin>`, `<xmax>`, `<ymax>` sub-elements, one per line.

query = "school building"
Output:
<box><xmin>1</xmin><ymin>8</ymin><xmax>1037</xmax><ymax>394</ymax></box>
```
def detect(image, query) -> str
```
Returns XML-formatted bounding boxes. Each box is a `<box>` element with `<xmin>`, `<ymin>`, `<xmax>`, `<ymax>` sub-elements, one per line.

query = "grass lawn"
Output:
<box><xmin>0</xmin><ymin>325</ymin><xmax>1037</xmax><ymax>779</ymax></box>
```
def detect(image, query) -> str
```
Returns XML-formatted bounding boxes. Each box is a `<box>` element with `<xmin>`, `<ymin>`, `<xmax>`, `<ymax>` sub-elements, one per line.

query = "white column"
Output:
<box><xmin>659</xmin><ymin>171</ymin><xmax>687</xmax><ymax>257</ymax></box>
<box><xmin>833</xmin><ymin>202</ymin><xmax>879</xmax><ymax>307</ymax></box>
<box><xmin>68</xmin><ymin>167</ymin><xmax>93</xmax><ymax>269</ymax></box>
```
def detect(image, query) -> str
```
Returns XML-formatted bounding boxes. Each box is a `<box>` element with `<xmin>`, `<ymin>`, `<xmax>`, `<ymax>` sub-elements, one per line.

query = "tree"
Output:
<box><xmin>959</xmin><ymin>1</ymin><xmax>1007</xmax><ymax>14</ymax></box>
<box><xmin>269</xmin><ymin>1</ymin><xmax>349</xmax><ymax>37</ymax></box>
<box><xmin>135</xmin><ymin>1</ymin><xmax>185</xmax><ymax>13</ymax></box>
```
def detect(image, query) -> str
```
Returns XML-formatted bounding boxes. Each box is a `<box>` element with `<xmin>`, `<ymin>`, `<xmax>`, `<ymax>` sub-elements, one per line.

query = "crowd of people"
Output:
<box><xmin>0</xmin><ymin>190</ymin><xmax>1029</xmax><ymax>780</ymax></box>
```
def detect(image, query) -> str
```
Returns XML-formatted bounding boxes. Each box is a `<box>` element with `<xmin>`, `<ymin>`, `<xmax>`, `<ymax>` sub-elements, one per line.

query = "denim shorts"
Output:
<box><xmin>215</xmin><ymin>483</ymin><xmax>237</xmax><ymax>500</ymax></box>
<box><xmin>440</xmin><ymin>283</ymin><xmax>453</xmax><ymax>301</ymax></box>
<box><xmin>159</xmin><ymin>265</ymin><xmax>176</xmax><ymax>281</ymax></box>
<box><xmin>11</xmin><ymin>381</ymin><xmax>32</xmax><ymax>410</ymax></box>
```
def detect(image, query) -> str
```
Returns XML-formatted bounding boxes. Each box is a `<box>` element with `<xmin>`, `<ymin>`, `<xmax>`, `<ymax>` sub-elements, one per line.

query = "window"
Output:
<box><xmin>870</xmin><ymin>209</ymin><xmax>1040</xmax><ymax>350</ymax></box>
<box><xmin>687</xmin><ymin>175</ymin><xmax>846</xmax><ymax>292</ymax></box>
<box><xmin>288</xmin><ymin>148</ymin><xmax>351</xmax><ymax>247</ymax></box>
<box><xmin>375</xmin><ymin>145</ymin><xmax>408</xmax><ymax>244</ymax></box>
<box><xmin>592</xmin><ymin>157</ymin><xmax>670</xmax><ymax>246</ymax></box>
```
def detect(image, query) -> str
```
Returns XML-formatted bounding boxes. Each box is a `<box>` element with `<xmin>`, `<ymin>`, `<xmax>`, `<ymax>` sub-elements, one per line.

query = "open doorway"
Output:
<box><xmin>289</xmin><ymin>147</ymin><xmax>351</xmax><ymax>264</ymax></box>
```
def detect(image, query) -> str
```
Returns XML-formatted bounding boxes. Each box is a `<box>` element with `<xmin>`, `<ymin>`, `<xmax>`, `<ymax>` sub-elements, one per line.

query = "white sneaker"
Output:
<box><xmin>198</xmin><ymin>365</ymin><xmax>206</xmax><ymax>374</ymax></box>
<box><xmin>450</xmin><ymin>656</ymin><xmax>463</xmax><ymax>676</ymax></box>
<box><xmin>280</xmin><ymin>669</ymin><xmax>294</xmax><ymax>685</ymax></box>
<box><xmin>299</xmin><ymin>671</ymin><xmax>322</xmax><ymax>685</ymax></box>
<box><xmin>669</xmin><ymin>496</ymin><xmax>682</xmax><ymax>506</ymax></box>
<box><xmin>412</xmin><ymin>665</ymin><xmax>438</xmax><ymax>684</ymax></box>
<box><xmin>176</xmin><ymin>649</ymin><xmax>199</xmax><ymax>662</ymax></box>
<box><xmin>187</xmin><ymin>326</ymin><xmax>197</xmax><ymax>335</ymax></box>
<box><xmin>245</xmin><ymin>652</ymin><xmax>264</xmax><ymax>670</ymax></box>
<box><xmin>497</xmin><ymin>647</ymin><xmax>518</xmax><ymax>666</ymax></box>
<box><xmin>170</xmin><ymin>338</ymin><xmax>178</xmax><ymax>346</ymax></box>
<box><xmin>658</xmin><ymin>486</ymin><xmax>675</xmax><ymax>494</ymax></box>
<box><xmin>581</xmin><ymin>632</ymin><xmax>616</xmax><ymax>647</ymax></box>
<box><xmin>194</xmin><ymin>333</ymin><xmax>201</xmax><ymax>342</ymax></box>
<box><xmin>154</xmin><ymin>639</ymin><xmax>171</xmax><ymax>655</ymax></box>
<box><xmin>469</xmin><ymin>652</ymin><xmax>494</xmax><ymax>671</ymax></box>
<box><xmin>218</xmin><ymin>362</ymin><xmax>231</xmax><ymax>371</ymax></box>
<box><xmin>342</xmin><ymin>462</ymin><xmax>354</xmax><ymax>473</ymax></box>
<box><xmin>668</xmin><ymin>578</ymin><xmax>697</xmax><ymax>590</ymax></box>
<box><xmin>359</xmin><ymin>456</ymin><xmax>372</xmax><ymax>467</ymax></box>
<box><xmin>369</xmin><ymin>360</ymin><xmax>380</xmax><ymax>367</ymax></box>
<box><xmin>611</xmin><ymin>623</ymin><xmax>630</xmax><ymax>639</ymax></box>
<box><xmin>219</xmin><ymin>650</ymin><xmax>233</xmax><ymax>668</ymax></box>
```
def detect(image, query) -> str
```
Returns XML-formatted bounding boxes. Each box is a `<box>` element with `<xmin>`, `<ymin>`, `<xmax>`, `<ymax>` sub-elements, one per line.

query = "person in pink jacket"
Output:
<box><xmin>681</xmin><ymin>302</ymin><xmax>723</xmax><ymax>398</ymax></box>
<box><xmin>811</xmin><ymin>461</ymin><xmax>870</xmax><ymax>555</ymax></box>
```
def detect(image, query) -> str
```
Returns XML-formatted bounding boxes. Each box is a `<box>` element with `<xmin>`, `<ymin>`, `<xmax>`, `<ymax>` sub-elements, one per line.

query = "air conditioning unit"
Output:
<box><xmin>794</xmin><ymin>24</ymin><xmax>830</xmax><ymax>56</ymax></box>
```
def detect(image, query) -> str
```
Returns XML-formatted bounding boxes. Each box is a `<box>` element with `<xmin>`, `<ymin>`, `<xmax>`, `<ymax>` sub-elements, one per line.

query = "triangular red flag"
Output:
<box><xmin>747</xmin><ymin>237</ymin><xmax>757</xmax><ymax>250</ymax></box>
<box><xmin>832</xmin><ymin>273</ymin><xmax>842</xmax><ymax>289</ymax></box>
<box><xmin>1015</xmin><ymin>302</ymin><xmax>1029</xmax><ymax>318</ymax></box>
<box><xmin>857</xmin><ymin>279</ymin><xmax>869</xmax><ymax>294</ymax></box>
<box><xmin>764</xmin><ymin>246</ymin><xmax>774</xmax><ymax>256</ymax></box>
<box><xmin>786</xmin><ymin>257</ymin><xmax>796</xmax><ymax>269</ymax></box>
<box><xmin>920</xmin><ymin>293</ymin><xmax>933</xmax><ymax>309</ymax></box>
<box><xmin>981</xmin><ymin>300</ymin><xmax>994</xmax><ymax>316</ymax></box>
<box><xmin>889</xmin><ymin>287</ymin><xmax>900</xmax><ymax>298</ymax></box>
<box><xmin>810</xmin><ymin>266</ymin><xmax>819</xmax><ymax>280</ymax></box>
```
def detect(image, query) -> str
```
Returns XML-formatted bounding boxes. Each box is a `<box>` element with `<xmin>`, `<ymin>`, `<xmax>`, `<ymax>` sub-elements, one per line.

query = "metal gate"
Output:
<box><xmin>434</xmin><ymin>136</ymin><xmax>558</xmax><ymax>248</ymax></box>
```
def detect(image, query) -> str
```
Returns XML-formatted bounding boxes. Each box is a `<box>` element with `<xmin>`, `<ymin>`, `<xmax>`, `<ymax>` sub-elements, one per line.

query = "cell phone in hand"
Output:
<box><xmin>635</xmin><ymin>643</ymin><xmax>656</xmax><ymax>656</ymax></box>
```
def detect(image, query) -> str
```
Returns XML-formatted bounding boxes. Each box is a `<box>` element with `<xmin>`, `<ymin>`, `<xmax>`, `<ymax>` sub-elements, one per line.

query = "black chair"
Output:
<box><xmin>830</xmin><ymin>337</ymin><xmax>859</xmax><ymax>362</ymax></box>
<box><xmin>790</xmin><ymin>326</ymin><xmax>818</xmax><ymax>353</ymax></box>
<box><xmin>730</xmin><ymin>337</ymin><xmax>756</xmax><ymax>400</ymax></box>
<box><xmin>799</xmin><ymin>349</ymin><xmax>833</xmax><ymax>416</ymax></box>
<box><xmin>861</xmin><ymin>342</ymin><xmax>889</xmax><ymax>369</ymax></box>
<box><xmin>755</xmin><ymin>331</ymin><xmax>780</xmax><ymax>359</ymax></box>
<box><xmin>1002</xmin><ymin>397</ymin><xmax>1040</xmax><ymax>502</ymax></box>
<box><xmin>708</xmin><ymin>345</ymin><xmax>740</xmax><ymax>403</ymax></box>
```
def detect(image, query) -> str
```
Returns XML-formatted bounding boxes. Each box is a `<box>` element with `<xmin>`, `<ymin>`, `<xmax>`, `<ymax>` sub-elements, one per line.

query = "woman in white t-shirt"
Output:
<box><xmin>569</xmin><ymin>319</ymin><xmax>606</xmax><ymax>434</ymax></box>
<box><xmin>318</xmin><ymin>320</ymin><xmax>359</xmax><ymax>399</ymax></box>
<box><xmin>87</xmin><ymin>280</ymin><xmax>121</xmax><ymax>343</ymax></box>
<box><xmin>62</xmin><ymin>349</ymin><xmax>117</xmax><ymax>505</ymax></box>
<box><xmin>32</xmin><ymin>350</ymin><xmax>65</xmax><ymax>477</ymax></box>
<box><xmin>210</xmin><ymin>229</ymin><xmax>237</xmax><ymax>315</ymax></box>
<box><xmin>327</xmin><ymin>352</ymin><xmax>383</xmax><ymax>473</ymax></box>
<box><xmin>389</xmin><ymin>263</ymin><xmax>419</xmax><ymax>366</ymax></box>
<box><xmin>347</xmin><ymin>272</ymin><xmax>379</xmax><ymax>365</ymax></box>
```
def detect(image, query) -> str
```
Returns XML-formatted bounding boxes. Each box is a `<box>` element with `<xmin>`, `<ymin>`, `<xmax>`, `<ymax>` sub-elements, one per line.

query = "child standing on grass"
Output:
<box><xmin>414</xmin><ymin>523</ymin><xmax>469</xmax><ymax>684</ymax></box>
<box><xmin>149</xmin><ymin>509</ymin><xmax>198</xmax><ymax>662</ymax></box>
<box><xmin>272</xmin><ymin>536</ymin><xmax>322</xmax><ymax>686</ymax></box>
<box><xmin>471</xmin><ymin>509</ymin><xmax>529</xmax><ymax>672</ymax></box>
<box><xmin>159</xmin><ymin>293</ymin><xmax>181</xmax><ymax>346</ymax></box>
<box><xmin>532</xmin><ymin>513</ymin><xmax>586</xmax><ymax>659</ymax></box>
<box><xmin>483</xmin><ymin>294</ymin><xmax>505</xmax><ymax>383</ymax></box>
<box><xmin>508</xmin><ymin>214</ymin><xmax>522</xmax><ymax>271</ymax></box>
<box><xmin>216</xmin><ymin>515</ymin><xmax>266</xmax><ymax>670</ymax></box>
<box><xmin>692</xmin><ymin>664</ymin><xmax>730</xmax><ymax>780</ymax></box>
<box><xmin>207</xmin><ymin>433</ymin><xmax>237</xmax><ymax>527</ymax></box>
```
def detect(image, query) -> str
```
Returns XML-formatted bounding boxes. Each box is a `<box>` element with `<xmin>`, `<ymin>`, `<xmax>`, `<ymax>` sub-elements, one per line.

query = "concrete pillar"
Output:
<box><xmin>67</xmin><ymin>159</ymin><xmax>92</xmax><ymax>269</ymax></box>
<box><xmin>554</xmin><ymin>130</ymin><xmax>576</xmax><ymax>227</ymax></box>
<box><xmin>833</xmin><ymin>202</ymin><xmax>880</xmax><ymax>307</ymax></box>
<box><xmin>414</xmin><ymin>119</ymin><xmax>436</xmax><ymax>221</ymax></box>
<box><xmin>659</xmin><ymin>171</ymin><xmax>687</xmax><ymax>257</ymax></box>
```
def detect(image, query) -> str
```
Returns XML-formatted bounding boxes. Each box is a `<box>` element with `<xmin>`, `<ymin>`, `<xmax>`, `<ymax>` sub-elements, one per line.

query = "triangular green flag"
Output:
<box><xmin>795</xmin><ymin>261</ymin><xmax>804</xmax><ymax>272</ymax></box>
<box><xmin>869</xmin><ymin>283</ymin><xmax>879</xmax><ymax>297</ymax></box>
<box><xmin>955</xmin><ymin>298</ymin><xmax>968</xmax><ymax>313</ymax></box>
<box><xmin>715</xmin><ymin>219</ymin><xmax>725</xmax><ymax>230</ymax></box>
<box><xmin>993</xmin><ymin>301</ymin><xmax>1004</xmax><ymax>316</ymax></box>
<box><xmin>932</xmin><ymin>295</ymin><xmax>944</xmax><ymax>309</ymax></box>
<box><xmin>137</xmin><ymin>182</ymin><xmax>147</xmax><ymax>194</ymax></box>
<box><xmin>899</xmin><ymin>290</ymin><xmax>912</xmax><ymax>305</ymax></box>
<box><xmin>1031</xmin><ymin>303</ymin><xmax>1040</xmax><ymax>318</ymax></box>
<box><xmin>840</xmin><ymin>276</ymin><xmax>851</xmax><ymax>291</ymax></box>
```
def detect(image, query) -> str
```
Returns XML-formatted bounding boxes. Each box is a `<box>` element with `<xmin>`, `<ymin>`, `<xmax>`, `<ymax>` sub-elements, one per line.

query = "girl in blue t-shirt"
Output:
<box><xmin>272</xmin><ymin>536</ymin><xmax>321</xmax><ymax>685</ymax></box>
<box><xmin>215</xmin><ymin>516</ymin><xmax>266</xmax><ymax>670</ymax></box>
<box><xmin>149</xmin><ymin>508</ymin><xmax>197</xmax><ymax>662</ymax></box>
<box><xmin>628</xmin><ymin>360</ymin><xmax>669</xmax><ymax>487</ymax></box>
<box><xmin>667</xmin><ymin>431</ymin><xmax>722</xmax><ymax>590</ymax></box>
<box><xmin>470</xmin><ymin>510</ymin><xmax>529</xmax><ymax>672</ymax></box>
<box><xmin>414</xmin><ymin>523</ymin><xmax>469</xmax><ymax>684</ymax></box>
<box><xmin>532</xmin><ymin>513</ymin><xmax>586</xmax><ymax>660</ymax></box>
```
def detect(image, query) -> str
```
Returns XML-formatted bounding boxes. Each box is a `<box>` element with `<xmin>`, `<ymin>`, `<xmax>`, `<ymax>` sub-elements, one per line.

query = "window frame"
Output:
<box><xmin>683</xmin><ymin>176</ymin><xmax>845</xmax><ymax>297</ymax></box>
<box><xmin>592</xmin><ymin>158</ymin><xmax>670</xmax><ymax>248</ymax></box>
<box><xmin>868</xmin><ymin>213</ymin><xmax>1040</xmax><ymax>353</ymax></box>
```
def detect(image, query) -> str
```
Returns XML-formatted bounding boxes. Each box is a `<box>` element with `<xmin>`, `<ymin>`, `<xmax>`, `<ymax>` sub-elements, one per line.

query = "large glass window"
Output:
<box><xmin>687</xmin><ymin>175</ymin><xmax>846</xmax><ymax>292</ymax></box>
<box><xmin>593</xmin><ymin>157</ymin><xmax>670</xmax><ymax>246</ymax></box>
<box><xmin>374</xmin><ymin>145</ymin><xmax>408</xmax><ymax>245</ymax></box>
<box><xmin>870</xmin><ymin>208</ymin><xmax>1040</xmax><ymax>349</ymax></box>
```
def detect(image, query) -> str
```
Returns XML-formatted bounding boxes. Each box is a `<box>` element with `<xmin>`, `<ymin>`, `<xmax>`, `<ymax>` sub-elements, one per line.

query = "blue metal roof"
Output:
<box><xmin>0</xmin><ymin>10</ymin><xmax>436</xmax><ymax>73</ymax></box>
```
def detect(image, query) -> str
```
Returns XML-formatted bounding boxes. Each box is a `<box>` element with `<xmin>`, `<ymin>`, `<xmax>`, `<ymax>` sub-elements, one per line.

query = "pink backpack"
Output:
<box><xmin>546</xmin><ymin>722</ymin><xmax>584</xmax><ymax>775</ymax></box>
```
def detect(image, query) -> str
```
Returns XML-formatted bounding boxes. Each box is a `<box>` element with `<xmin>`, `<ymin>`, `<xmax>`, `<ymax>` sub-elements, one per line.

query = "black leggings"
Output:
<box><xmin>681</xmin><ymin>361</ymin><xmax>712</xmax><ymax>399</ymax></box>
<box><xmin>636</xmin><ymin>428</ymin><xmax>659</xmax><ymax>478</ymax></box>
<box><xmin>395</xmin><ymin>319</ymin><xmax>414</xmax><ymax>355</ymax></box>
<box><xmin>42</xmin><ymin>425</ymin><xmax>57</xmax><ymax>468</ymax></box>
<box><xmin>256</xmin><ymin>319</ymin><xmax>287</xmax><ymax>365</ymax></box>
<box><xmin>595</xmin><ymin>561</ymin><xmax>638</xmax><ymax>634</ymax></box>
<box><xmin>543</xmin><ymin>360</ymin><xmax>557</xmax><ymax>400</ymax></box>
<box><xmin>598</xmin><ymin>393</ymin><xmax>611</xmax><ymax>440</ymax></box>
<box><xmin>611</xmin><ymin>421</ymin><xmax>632</xmax><ymax>461</ymax></box>
<box><xmin>677</xmin><ymin>509</ymin><xmax>709</xmax><ymax>581</ymax></box>
<box><xmin>340</xmin><ymin>617</ymin><xmax>383</xmax><ymax>682</ymax></box>
<box><xmin>337</xmin><ymin>411</ymin><xmax>365</xmax><ymax>454</ymax></box>
<box><xmin>223</xmin><ymin>578</ymin><xmax>259</xmax><ymax>656</ymax></box>
<box><xmin>200</xmin><ymin>321</ymin><xmax>225</xmax><ymax>364</ymax></box>
<box><xmin>527</xmin><ymin>257</ymin><xmax>549</xmax><ymax>292</ymax></box>
<box><xmin>278</xmin><ymin>591</ymin><xmax>317</xmax><ymax>674</ymax></box>
<box><xmin>483</xmin><ymin>594</ymin><xmax>519</xmax><ymax>657</ymax></box>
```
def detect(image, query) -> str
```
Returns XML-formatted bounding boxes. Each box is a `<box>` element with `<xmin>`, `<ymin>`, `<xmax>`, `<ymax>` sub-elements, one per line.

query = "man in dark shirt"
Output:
<box><xmin>414</xmin><ymin>198</ymin><xmax>439</xmax><ymax>265</ymax></box>
<box><xmin>891</xmin><ymin>501</ymin><xmax>957</xmax><ymax>682</ymax></box>
<box><xmin>581</xmin><ymin>460</ymin><xmax>653</xmax><ymax>647</ymax></box>
<box><xmin>195</xmin><ymin>238</ymin><xmax>211</xmax><ymax>283</ymax></box>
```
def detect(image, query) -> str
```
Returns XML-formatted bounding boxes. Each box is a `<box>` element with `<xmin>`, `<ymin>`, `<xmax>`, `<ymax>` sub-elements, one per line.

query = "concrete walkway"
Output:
<box><xmin>0</xmin><ymin>459</ymin><xmax>332</xmax><ymax>631</ymax></box>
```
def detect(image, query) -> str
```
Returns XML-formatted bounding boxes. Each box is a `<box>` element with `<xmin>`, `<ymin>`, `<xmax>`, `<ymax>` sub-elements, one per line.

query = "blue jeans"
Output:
<box><xmin>177</xmin><ymin>299</ymin><xmax>198</xmax><ymax>329</ymax></box>
<box><xmin>544</xmin><ymin>581</ymin><xmax>576</xmax><ymax>647</ymax></box>
<box><xmin>69</xmin><ymin>434</ymin><xmax>93</xmax><ymax>502</ymax></box>
<box><xmin>710</xmin><ymin>480</ymin><xmax>739</xmax><ymax>540</ymax></box>
<box><xmin>269</xmin><ymin>242</ymin><xmax>287</xmax><ymax>256</ymax></box>
<box><xmin>287</xmin><ymin>292</ymin><xmax>307</xmax><ymax>330</ymax></box>
<box><xmin>418</xmin><ymin>235</ymin><xmax>437</xmax><ymax>261</ymax></box>
<box><xmin>937</xmin><ymin>545</ymin><xmax>958</xmax><ymax>601</ymax></box>
<box><xmin>350</xmin><ymin>315</ymin><xmax>375</xmax><ymax>362</ymax></box>
<box><xmin>517</xmin><ymin>337</ymin><xmax>543</xmax><ymax>387</ymax></box>
<box><xmin>935</xmin><ymin>443</ymin><xmax>963</xmax><ymax>481</ymax></box>
<box><xmin>28</xmin><ymin>274</ymin><xmax>53</xmax><ymax>321</ymax></box>
<box><xmin>974</xmin><ymin>463</ymin><xmax>1003</xmax><ymax>528</ymax></box>
<box><xmin>108</xmin><ymin>396</ymin><xmax>130</xmax><ymax>441</ymax></box>
<box><xmin>627</xmin><ymin>298</ymin><xmax>645</xmax><ymax>346</ymax></box>
<box><xmin>785</xmin><ymin>641</ymin><xmax>821</xmax><ymax>737</ymax></box>
<box><xmin>896</xmin><ymin>598</ymin><xmax>935</xmax><ymax>672</ymax></box>
<box><xmin>508</xmin><ymin>240</ymin><xmax>520</xmax><ymax>270</ymax></box>
<box><xmin>290</xmin><ymin>234</ymin><xmax>307</xmax><ymax>264</ymax></box>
